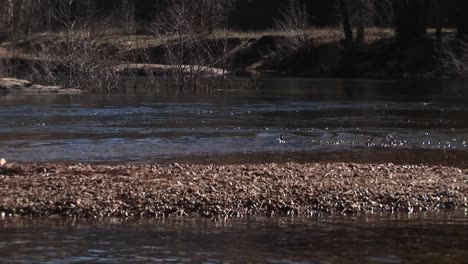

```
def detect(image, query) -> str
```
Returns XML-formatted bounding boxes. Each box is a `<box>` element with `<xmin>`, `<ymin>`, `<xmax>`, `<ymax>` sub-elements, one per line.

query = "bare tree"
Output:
<box><xmin>0</xmin><ymin>0</ymin><xmax>10</xmax><ymax>37</ymax></box>
<box><xmin>0</xmin><ymin>0</ymin><xmax>49</xmax><ymax>39</ymax></box>
<box><xmin>119</xmin><ymin>0</ymin><xmax>135</xmax><ymax>34</ymax></box>
<box><xmin>338</xmin><ymin>0</ymin><xmax>353</xmax><ymax>44</ymax></box>
<box><xmin>338</xmin><ymin>0</ymin><xmax>393</xmax><ymax>44</ymax></box>
<box><xmin>151</xmin><ymin>0</ymin><xmax>231</xmax><ymax>91</ymax></box>
<box><xmin>433</xmin><ymin>0</ymin><xmax>442</xmax><ymax>42</ymax></box>
<box><xmin>391</xmin><ymin>0</ymin><xmax>429</xmax><ymax>42</ymax></box>
<box><xmin>351</xmin><ymin>0</ymin><xmax>376</xmax><ymax>44</ymax></box>
<box><xmin>437</xmin><ymin>40</ymin><xmax>468</xmax><ymax>76</ymax></box>
<box><xmin>274</xmin><ymin>0</ymin><xmax>311</xmax><ymax>62</ymax></box>
<box><xmin>456</xmin><ymin>0</ymin><xmax>468</xmax><ymax>38</ymax></box>
<box><xmin>0</xmin><ymin>0</ymin><xmax>19</xmax><ymax>38</ymax></box>
<box><xmin>275</xmin><ymin>0</ymin><xmax>309</xmax><ymax>34</ymax></box>
<box><xmin>31</xmin><ymin>0</ymin><xmax>122</xmax><ymax>92</ymax></box>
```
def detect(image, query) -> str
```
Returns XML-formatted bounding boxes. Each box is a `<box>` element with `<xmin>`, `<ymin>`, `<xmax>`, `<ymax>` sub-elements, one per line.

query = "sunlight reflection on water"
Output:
<box><xmin>0</xmin><ymin>78</ymin><xmax>467</xmax><ymax>164</ymax></box>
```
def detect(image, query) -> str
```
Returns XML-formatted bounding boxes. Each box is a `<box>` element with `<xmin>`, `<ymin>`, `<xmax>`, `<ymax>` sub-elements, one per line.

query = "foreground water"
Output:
<box><xmin>1</xmin><ymin>78</ymin><xmax>468</xmax><ymax>165</ymax></box>
<box><xmin>0</xmin><ymin>211</ymin><xmax>466</xmax><ymax>263</ymax></box>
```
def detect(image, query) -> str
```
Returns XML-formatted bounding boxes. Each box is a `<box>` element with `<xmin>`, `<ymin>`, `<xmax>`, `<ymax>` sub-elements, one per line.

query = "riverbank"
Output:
<box><xmin>1</xmin><ymin>29</ymin><xmax>466</xmax><ymax>84</ymax></box>
<box><xmin>1</xmin><ymin>162</ymin><xmax>466</xmax><ymax>219</ymax></box>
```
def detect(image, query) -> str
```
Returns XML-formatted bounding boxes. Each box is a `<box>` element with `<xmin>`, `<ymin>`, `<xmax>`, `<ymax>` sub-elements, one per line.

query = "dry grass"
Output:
<box><xmin>1</xmin><ymin>162</ymin><xmax>466</xmax><ymax>218</ymax></box>
<box><xmin>0</xmin><ymin>42</ymin><xmax>40</xmax><ymax>61</ymax></box>
<box><xmin>1</xmin><ymin>27</ymin><xmax>460</xmax><ymax>53</ymax></box>
<box><xmin>218</xmin><ymin>27</ymin><xmax>395</xmax><ymax>44</ymax></box>
<box><xmin>1</xmin><ymin>27</ymin><xmax>397</xmax><ymax>52</ymax></box>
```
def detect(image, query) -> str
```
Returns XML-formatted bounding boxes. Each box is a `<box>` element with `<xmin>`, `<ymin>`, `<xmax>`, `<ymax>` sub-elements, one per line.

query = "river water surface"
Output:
<box><xmin>1</xmin><ymin>211</ymin><xmax>467</xmax><ymax>264</ymax></box>
<box><xmin>1</xmin><ymin>78</ymin><xmax>467</xmax><ymax>263</ymax></box>
<box><xmin>0</xmin><ymin>78</ymin><xmax>468</xmax><ymax>165</ymax></box>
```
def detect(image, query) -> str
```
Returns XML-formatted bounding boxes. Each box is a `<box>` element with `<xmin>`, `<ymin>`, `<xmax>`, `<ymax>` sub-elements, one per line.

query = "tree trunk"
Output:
<box><xmin>356</xmin><ymin>21</ymin><xmax>365</xmax><ymax>44</ymax></box>
<box><xmin>0</xmin><ymin>1</ymin><xmax>6</xmax><ymax>28</ymax></box>
<box><xmin>11</xmin><ymin>0</ymin><xmax>24</xmax><ymax>37</ymax></box>
<box><xmin>5</xmin><ymin>0</ymin><xmax>14</xmax><ymax>37</ymax></box>
<box><xmin>433</xmin><ymin>0</ymin><xmax>442</xmax><ymax>42</ymax></box>
<box><xmin>391</xmin><ymin>0</ymin><xmax>429</xmax><ymax>42</ymax></box>
<box><xmin>23</xmin><ymin>0</ymin><xmax>36</xmax><ymax>35</ymax></box>
<box><xmin>456</xmin><ymin>0</ymin><xmax>468</xmax><ymax>38</ymax></box>
<box><xmin>338</xmin><ymin>0</ymin><xmax>353</xmax><ymax>43</ymax></box>
<box><xmin>121</xmin><ymin>0</ymin><xmax>135</xmax><ymax>33</ymax></box>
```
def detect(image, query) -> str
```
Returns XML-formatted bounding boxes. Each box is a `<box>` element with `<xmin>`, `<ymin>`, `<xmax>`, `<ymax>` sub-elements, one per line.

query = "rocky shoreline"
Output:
<box><xmin>1</xmin><ymin>162</ymin><xmax>466</xmax><ymax>219</ymax></box>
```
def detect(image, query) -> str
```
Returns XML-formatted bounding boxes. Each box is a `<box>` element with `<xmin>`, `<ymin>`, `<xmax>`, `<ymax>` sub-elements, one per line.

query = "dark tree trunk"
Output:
<box><xmin>433</xmin><ymin>0</ymin><xmax>442</xmax><ymax>42</ymax></box>
<box><xmin>391</xmin><ymin>0</ymin><xmax>429</xmax><ymax>42</ymax></box>
<box><xmin>456</xmin><ymin>0</ymin><xmax>468</xmax><ymax>38</ymax></box>
<box><xmin>338</xmin><ymin>0</ymin><xmax>353</xmax><ymax>43</ymax></box>
<box><xmin>23</xmin><ymin>1</ymin><xmax>36</xmax><ymax>35</ymax></box>
<box><xmin>11</xmin><ymin>0</ymin><xmax>24</xmax><ymax>37</ymax></box>
<box><xmin>356</xmin><ymin>21</ymin><xmax>365</xmax><ymax>44</ymax></box>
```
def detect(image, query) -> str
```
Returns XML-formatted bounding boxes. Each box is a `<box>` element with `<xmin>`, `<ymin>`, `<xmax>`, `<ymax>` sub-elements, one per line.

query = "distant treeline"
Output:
<box><xmin>0</xmin><ymin>0</ymin><xmax>467</xmax><ymax>41</ymax></box>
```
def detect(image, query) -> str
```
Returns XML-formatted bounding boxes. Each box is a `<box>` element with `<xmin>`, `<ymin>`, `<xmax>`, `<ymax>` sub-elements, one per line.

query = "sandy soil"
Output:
<box><xmin>1</xmin><ymin>162</ymin><xmax>466</xmax><ymax>218</ymax></box>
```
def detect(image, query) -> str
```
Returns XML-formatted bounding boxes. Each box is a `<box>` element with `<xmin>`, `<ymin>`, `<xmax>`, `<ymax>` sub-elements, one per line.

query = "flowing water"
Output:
<box><xmin>0</xmin><ymin>211</ymin><xmax>467</xmax><ymax>263</ymax></box>
<box><xmin>0</xmin><ymin>78</ymin><xmax>468</xmax><ymax>165</ymax></box>
<box><xmin>1</xmin><ymin>78</ymin><xmax>468</xmax><ymax>263</ymax></box>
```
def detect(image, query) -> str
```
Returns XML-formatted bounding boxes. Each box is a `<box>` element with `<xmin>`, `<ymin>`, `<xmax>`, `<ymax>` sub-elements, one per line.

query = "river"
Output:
<box><xmin>0</xmin><ymin>77</ymin><xmax>467</xmax><ymax>263</ymax></box>
<box><xmin>0</xmin><ymin>211</ymin><xmax>467</xmax><ymax>263</ymax></box>
<box><xmin>0</xmin><ymin>78</ymin><xmax>467</xmax><ymax>165</ymax></box>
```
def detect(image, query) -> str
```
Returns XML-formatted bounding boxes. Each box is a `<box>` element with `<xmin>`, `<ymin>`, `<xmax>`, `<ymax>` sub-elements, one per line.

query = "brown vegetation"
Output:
<box><xmin>0</xmin><ymin>162</ymin><xmax>466</xmax><ymax>219</ymax></box>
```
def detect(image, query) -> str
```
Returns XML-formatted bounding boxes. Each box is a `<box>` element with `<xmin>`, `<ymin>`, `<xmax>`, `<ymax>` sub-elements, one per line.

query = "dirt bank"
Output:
<box><xmin>1</xmin><ymin>162</ymin><xmax>466</xmax><ymax>219</ymax></box>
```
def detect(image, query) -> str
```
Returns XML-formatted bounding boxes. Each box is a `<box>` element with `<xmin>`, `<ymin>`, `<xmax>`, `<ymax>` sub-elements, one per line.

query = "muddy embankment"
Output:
<box><xmin>1</xmin><ymin>162</ymin><xmax>466</xmax><ymax>219</ymax></box>
<box><xmin>1</xmin><ymin>34</ymin><xmax>460</xmax><ymax>79</ymax></box>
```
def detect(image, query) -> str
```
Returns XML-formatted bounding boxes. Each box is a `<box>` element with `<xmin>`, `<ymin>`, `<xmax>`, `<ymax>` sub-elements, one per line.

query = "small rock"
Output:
<box><xmin>276</xmin><ymin>134</ymin><xmax>286</xmax><ymax>144</ymax></box>
<box><xmin>0</xmin><ymin>158</ymin><xmax>6</xmax><ymax>166</ymax></box>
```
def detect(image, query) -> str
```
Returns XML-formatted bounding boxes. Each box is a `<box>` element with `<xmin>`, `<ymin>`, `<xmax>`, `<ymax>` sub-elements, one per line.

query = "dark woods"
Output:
<box><xmin>0</xmin><ymin>0</ymin><xmax>467</xmax><ymax>92</ymax></box>
<box><xmin>0</xmin><ymin>0</ymin><xmax>466</xmax><ymax>41</ymax></box>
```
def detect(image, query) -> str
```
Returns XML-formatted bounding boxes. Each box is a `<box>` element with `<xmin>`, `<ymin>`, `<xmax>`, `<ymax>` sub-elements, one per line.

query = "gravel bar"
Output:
<box><xmin>1</xmin><ymin>162</ymin><xmax>467</xmax><ymax>218</ymax></box>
